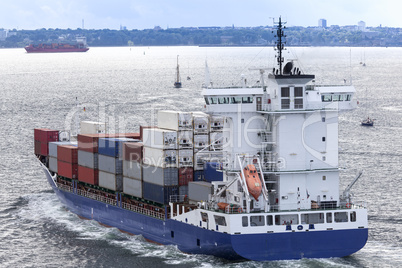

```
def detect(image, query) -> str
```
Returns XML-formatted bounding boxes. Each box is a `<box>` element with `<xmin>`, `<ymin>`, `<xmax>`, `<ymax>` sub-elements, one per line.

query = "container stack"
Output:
<box><xmin>98</xmin><ymin>137</ymin><xmax>137</xmax><ymax>191</ymax></box>
<box><xmin>158</xmin><ymin>110</ymin><xmax>194</xmax><ymax>197</ymax></box>
<box><xmin>122</xmin><ymin>142</ymin><xmax>143</xmax><ymax>198</ymax></box>
<box><xmin>77</xmin><ymin>134</ymin><xmax>102</xmax><ymax>185</ymax></box>
<box><xmin>48</xmin><ymin>141</ymin><xmax>76</xmax><ymax>173</ymax></box>
<box><xmin>192</xmin><ymin>112</ymin><xmax>210</xmax><ymax>181</ymax></box>
<box><xmin>34</xmin><ymin>128</ymin><xmax>59</xmax><ymax>157</ymax></box>
<box><xmin>209</xmin><ymin>115</ymin><xmax>224</xmax><ymax>150</ymax></box>
<box><xmin>57</xmin><ymin>145</ymin><xmax>78</xmax><ymax>179</ymax></box>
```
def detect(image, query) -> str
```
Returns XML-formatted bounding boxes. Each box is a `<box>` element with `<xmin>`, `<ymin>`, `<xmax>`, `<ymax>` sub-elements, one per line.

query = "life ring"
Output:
<box><xmin>238</xmin><ymin>207</ymin><xmax>243</xmax><ymax>213</ymax></box>
<box><xmin>297</xmin><ymin>225</ymin><xmax>303</xmax><ymax>230</ymax></box>
<box><xmin>346</xmin><ymin>203</ymin><xmax>351</xmax><ymax>208</ymax></box>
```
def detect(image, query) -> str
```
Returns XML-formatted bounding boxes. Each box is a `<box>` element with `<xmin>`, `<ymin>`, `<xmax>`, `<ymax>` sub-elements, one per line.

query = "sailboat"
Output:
<box><xmin>361</xmin><ymin>88</ymin><xmax>374</xmax><ymax>126</ymax></box>
<box><xmin>174</xmin><ymin>55</ymin><xmax>182</xmax><ymax>88</ymax></box>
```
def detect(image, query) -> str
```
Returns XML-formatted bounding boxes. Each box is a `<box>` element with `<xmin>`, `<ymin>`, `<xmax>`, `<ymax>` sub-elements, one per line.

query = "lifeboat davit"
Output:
<box><xmin>243</xmin><ymin>164</ymin><xmax>262</xmax><ymax>200</ymax></box>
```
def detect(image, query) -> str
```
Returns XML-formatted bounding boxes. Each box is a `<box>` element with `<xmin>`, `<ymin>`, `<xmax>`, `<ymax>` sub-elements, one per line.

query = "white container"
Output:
<box><xmin>142</xmin><ymin>165</ymin><xmax>178</xmax><ymax>186</ymax></box>
<box><xmin>49</xmin><ymin>156</ymin><xmax>58</xmax><ymax>172</ymax></box>
<box><xmin>209</xmin><ymin>132</ymin><xmax>223</xmax><ymax>149</ymax></box>
<box><xmin>178</xmin><ymin>130</ymin><xmax>193</xmax><ymax>149</ymax></box>
<box><xmin>210</xmin><ymin>115</ymin><xmax>224</xmax><ymax>132</ymax></box>
<box><xmin>98</xmin><ymin>154</ymin><xmax>123</xmax><ymax>174</ymax></box>
<box><xmin>192</xmin><ymin>112</ymin><xmax>210</xmax><ymax>134</ymax></box>
<box><xmin>143</xmin><ymin>147</ymin><xmax>178</xmax><ymax>168</ymax></box>
<box><xmin>178</xmin><ymin>149</ymin><xmax>193</xmax><ymax>167</ymax></box>
<box><xmin>123</xmin><ymin>160</ymin><xmax>142</xmax><ymax>180</ymax></box>
<box><xmin>189</xmin><ymin>181</ymin><xmax>213</xmax><ymax>202</ymax></box>
<box><xmin>194</xmin><ymin>134</ymin><xmax>209</xmax><ymax>149</ymax></box>
<box><xmin>80</xmin><ymin>121</ymin><xmax>106</xmax><ymax>134</ymax></box>
<box><xmin>157</xmin><ymin>110</ymin><xmax>193</xmax><ymax>131</ymax></box>
<box><xmin>78</xmin><ymin>150</ymin><xmax>98</xmax><ymax>169</ymax></box>
<box><xmin>123</xmin><ymin>177</ymin><xmax>142</xmax><ymax>198</ymax></box>
<box><xmin>142</xmin><ymin>128</ymin><xmax>177</xmax><ymax>150</ymax></box>
<box><xmin>48</xmin><ymin>141</ymin><xmax>76</xmax><ymax>158</ymax></box>
<box><xmin>99</xmin><ymin>171</ymin><xmax>123</xmax><ymax>191</ymax></box>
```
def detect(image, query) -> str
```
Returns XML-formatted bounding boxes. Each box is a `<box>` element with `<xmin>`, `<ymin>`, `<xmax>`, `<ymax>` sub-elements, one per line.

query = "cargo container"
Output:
<box><xmin>188</xmin><ymin>181</ymin><xmax>213</xmax><ymax>202</ymax></box>
<box><xmin>193</xmin><ymin>170</ymin><xmax>205</xmax><ymax>181</ymax></box>
<box><xmin>98</xmin><ymin>154</ymin><xmax>123</xmax><ymax>174</ymax></box>
<box><xmin>57</xmin><ymin>161</ymin><xmax>78</xmax><ymax>179</ymax></box>
<box><xmin>123</xmin><ymin>160</ymin><xmax>142</xmax><ymax>180</ymax></box>
<box><xmin>142</xmin><ymin>128</ymin><xmax>177</xmax><ymax>150</ymax></box>
<box><xmin>123</xmin><ymin>142</ymin><xmax>143</xmax><ymax>162</ymax></box>
<box><xmin>80</xmin><ymin>121</ymin><xmax>106</xmax><ymax>135</ymax></box>
<box><xmin>179</xmin><ymin>185</ymin><xmax>189</xmax><ymax>196</ymax></box>
<box><xmin>209</xmin><ymin>132</ymin><xmax>223</xmax><ymax>149</ymax></box>
<box><xmin>40</xmin><ymin>142</ymin><xmax>49</xmax><ymax>156</ymax></box>
<box><xmin>34</xmin><ymin>140</ymin><xmax>41</xmax><ymax>155</ymax></box>
<box><xmin>210</xmin><ymin>115</ymin><xmax>224</xmax><ymax>132</ymax></box>
<box><xmin>143</xmin><ymin>182</ymin><xmax>179</xmax><ymax>204</ymax></box>
<box><xmin>193</xmin><ymin>134</ymin><xmax>209</xmax><ymax>149</ymax></box>
<box><xmin>143</xmin><ymin>164</ymin><xmax>178</xmax><ymax>186</ymax></box>
<box><xmin>204</xmin><ymin>162</ymin><xmax>223</xmax><ymax>182</ymax></box>
<box><xmin>179</xmin><ymin>167</ymin><xmax>193</xmax><ymax>186</ymax></box>
<box><xmin>98</xmin><ymin>138</ymin><xmax>138</xmax><ymax>158</ymax></box>
<box><xmin>192</xmin><ymin>112</ymin><xmax>210</xmax><ymax>134</ymax></box>
<box><xmin>78</xmin><ymin>165</ymin><xmax>99</xmax><ymax>185</ymax></box>
<box><xmin>178</xmin><ymin>149</ymin><xmax>193</xmax><ymax>167</ymax></box>
<box><xmin>143</xmin><ymin>147</ymin><xmax>178</xmax><ymax>168</ymax></box>
<box><xmin>34</xmin><ymin>128</ymin><xmax>59</xmax><ymax>143</ymax></box>
<box><xmin>49</xmin><ymin>141</ymin><xmax>76</xmax><ymax>158</ymax></box>
<box><xmin>49</xmin><ymin>157</ymin><xmax>58</xmax><ymax>172</ymax></box>
<box><xmin>99</xmin><ymin>171</ymin><xmax>123</xmax><ymax>191</ymax></box>
<box><xmin>57</xmin><ymin>145</ymin><xmax>78</xmax><ymax>164</ymax></box>
<box><xmin>77</xmin><ymin>134</ymin><xmax>101</xmax><ymax>153</ymax></box>
<box><xmin>177</xmin><ymin>130</ymin><xmax>193</xmax><ymax>149</ymax></box>
<box><xmin>157</xmin><ymin>110</ymin><xmax>193</xmax><ymax>131</ymax></box>
<box><xmin>139</xmin><ymin>126</ymin><xmax>156</xmax><ymax>141</ymax></box>
<box><xmin>78</xmin><ymin>150</ymin><xmax>99</xmax><ymax>169</ymax></box>
<box><xmin>123</xmin><ymin>177</ymin><xmax>142</xmax><ymax>198</ymax></box>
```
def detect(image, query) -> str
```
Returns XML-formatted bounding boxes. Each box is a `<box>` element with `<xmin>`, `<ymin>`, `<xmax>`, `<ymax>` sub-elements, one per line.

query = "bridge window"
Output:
<box><xmin>332</xmin><ymin>95</ymin><xmax>340</xmax><ymax>101</ymax></box>
<box><xmin>334</xmin><ymin>212</ymin><xmax>348</xmax><ymax>223</ymax></box>
<box><xmin>218</xmin><ymin>97</ymin><xmax>229</xmax><ymax>104</ymax></box>
<box><xmin>231</xmin><ymin>97</ymin><xmax>242</xmax><ymax>104</ymax></box>
<box><xmin>250</xmin><ymin>216</ymin><xmax>265</xmax><ymax>226</ymax></box>
<box><xmin>242</xmin><ymin>96</ymin><xmax>253</xmax><ymax>103</ymax></box>
<box><xmin>210</xmin><ymin>97</ymin><xmax>218</xmax><ymax>104</ymax></box>
<box><xmin>346</xmin><ymin>95</ymin><xmax>351</xmax><ymax>101</ymax></box>
<box><xmin>281</xmin><ymin>87</ymin><xmax>290</xmax><ymax>109</ymax></box>
<box><xmin>322</xmin><ymin>95</ymin><xmax>332</xmax><ymax>102</ymax></box>
<box><xmin>204</xmin><ymin>98</ymin><xmax>210</xmax><ymax>105</ymax></box>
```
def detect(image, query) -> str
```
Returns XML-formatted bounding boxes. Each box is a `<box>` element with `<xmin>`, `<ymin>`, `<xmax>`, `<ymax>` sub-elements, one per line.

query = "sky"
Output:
<box><xmin>1</xmin><ymin>0</ymin><xmax>402</xmax><ymax>30</ymax></box>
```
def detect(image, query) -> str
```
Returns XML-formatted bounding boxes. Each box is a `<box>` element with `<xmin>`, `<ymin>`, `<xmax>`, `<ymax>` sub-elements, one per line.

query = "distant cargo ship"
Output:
<box><xmin>25</xmin><ymin>36</ymin><xmax>89</xmax><ymax>53</ymax></box>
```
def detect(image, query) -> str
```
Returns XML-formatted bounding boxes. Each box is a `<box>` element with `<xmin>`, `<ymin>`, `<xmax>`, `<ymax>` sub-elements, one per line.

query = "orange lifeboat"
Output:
<box><xmin>217</xmin><ymin>202</ymin><xmax>229</xmax><ymax>210</ymax></box>
<box><xmin>243</xmin><ymin>164</ymin><xmax>262</xmax><ymax>201</ymax></box>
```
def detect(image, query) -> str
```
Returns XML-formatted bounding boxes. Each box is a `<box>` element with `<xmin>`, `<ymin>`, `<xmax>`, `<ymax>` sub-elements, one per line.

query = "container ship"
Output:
<box><xmin>25</xmin><ymin>36</ymin><xmax>89</xmax><ymax>53</ymax></box>
<box><xmin>34</xmin><ymin>19</ymin><xmax>368</xmax><ymax>261</ymax></box>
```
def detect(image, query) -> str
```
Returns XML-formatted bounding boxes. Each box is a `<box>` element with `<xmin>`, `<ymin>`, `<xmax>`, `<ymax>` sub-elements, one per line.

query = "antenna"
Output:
<box><xmin>273</xmin><ymin>16</ymin><xmax>286</xmax><ymax>75</ymax></box>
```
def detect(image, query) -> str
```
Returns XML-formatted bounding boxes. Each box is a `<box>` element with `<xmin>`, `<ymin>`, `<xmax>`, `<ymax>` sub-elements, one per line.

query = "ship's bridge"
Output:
<box><xmin>202</xmin><ymin>86</ymin><xmax>264</xmax><ymax>114</ymax></box>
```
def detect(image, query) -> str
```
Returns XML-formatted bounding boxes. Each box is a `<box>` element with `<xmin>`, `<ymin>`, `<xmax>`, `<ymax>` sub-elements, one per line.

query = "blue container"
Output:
<box><xmin>193</xmin><ymin>170</ymin><xmax>205</xmax><ymax>181</ymax></box>
<box><xmin>204</xmin><ymin>162</ymin><xmax>223</xmax><ymax>182</ymax></box>
<box><xmin>143</xmin><ymin>182</ymin><xmax>179</xmax><ymax>204</ymax></box>
<box><xmin>98</xmin><ymin>138</ymin><xmax>138</xmax><ymax>158</ymax></box>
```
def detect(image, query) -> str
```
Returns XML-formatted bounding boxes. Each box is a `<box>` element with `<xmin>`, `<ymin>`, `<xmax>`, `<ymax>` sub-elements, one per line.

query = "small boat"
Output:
<box><xmin>361</xmin><ymin>117</ymin><xmax>374</xmax><ymax>126</ymax></box>
<box><xmin>242</xmin><ymin>164</ymin><xmax>262</xmax><ymax>201</ymax></box>
<box><xmin>174</xmin><ymin>55</ymin><xmax>182</xmax><ymax>88</ymax></box>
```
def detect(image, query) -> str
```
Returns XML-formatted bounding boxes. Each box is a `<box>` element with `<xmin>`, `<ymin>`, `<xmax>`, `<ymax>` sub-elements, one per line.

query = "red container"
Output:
<box><xmin>123</xmin><ymin>142</ymin><xmax>143</xmax><ymax>162</ymax></box>
<box><xmin>57</xmin><ymin>145</ymin><xmax>78</xmax><ymax>163</ymax></box>
<box><xmin>77</xmin><ymin>134</ymin><xmax>102</xmax><ymax>153</ymax></box>
<box><xmin>34</xmin><ymin>140</ymin><xmax>41</xmax><ymax>155</ymax></box>
<box><xmin>58</xmin><ymin>161</ymin><xmax>78</xmax><ymax>179</ymax></box>
<box><xmin>179</xmin><ymin>167</ymin><xmax>194</xmax><ymax>186</ymax></box>
<box><xmin>114</xmin><ymin>133</ymin><xmax>140</xmax><ymax>139</ymax></box>
<box><xmin>78</xmin><ymin>165</ymin><xmax>99</xmax><ymax>185</ymax></box>
<box><xmin>140</xmin><ymin>126</ymin><xmax>156</xmax><ymax>141</ymax></box>
<box><xmin>40</xmin><ymin>142</ymin><xmax>49</xmax><ymax>156</ymax></box>
<box><xmin>34</xmin><ymin>128</ymin><xmax>59</xmax><ymax>143</ymax></box>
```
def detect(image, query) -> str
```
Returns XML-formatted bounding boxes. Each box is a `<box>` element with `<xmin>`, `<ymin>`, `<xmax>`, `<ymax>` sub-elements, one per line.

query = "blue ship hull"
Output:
<box><xmin>42</xmin><ymin>165</ymin><xmax>368</xmax><ymax>261</ymax></box>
